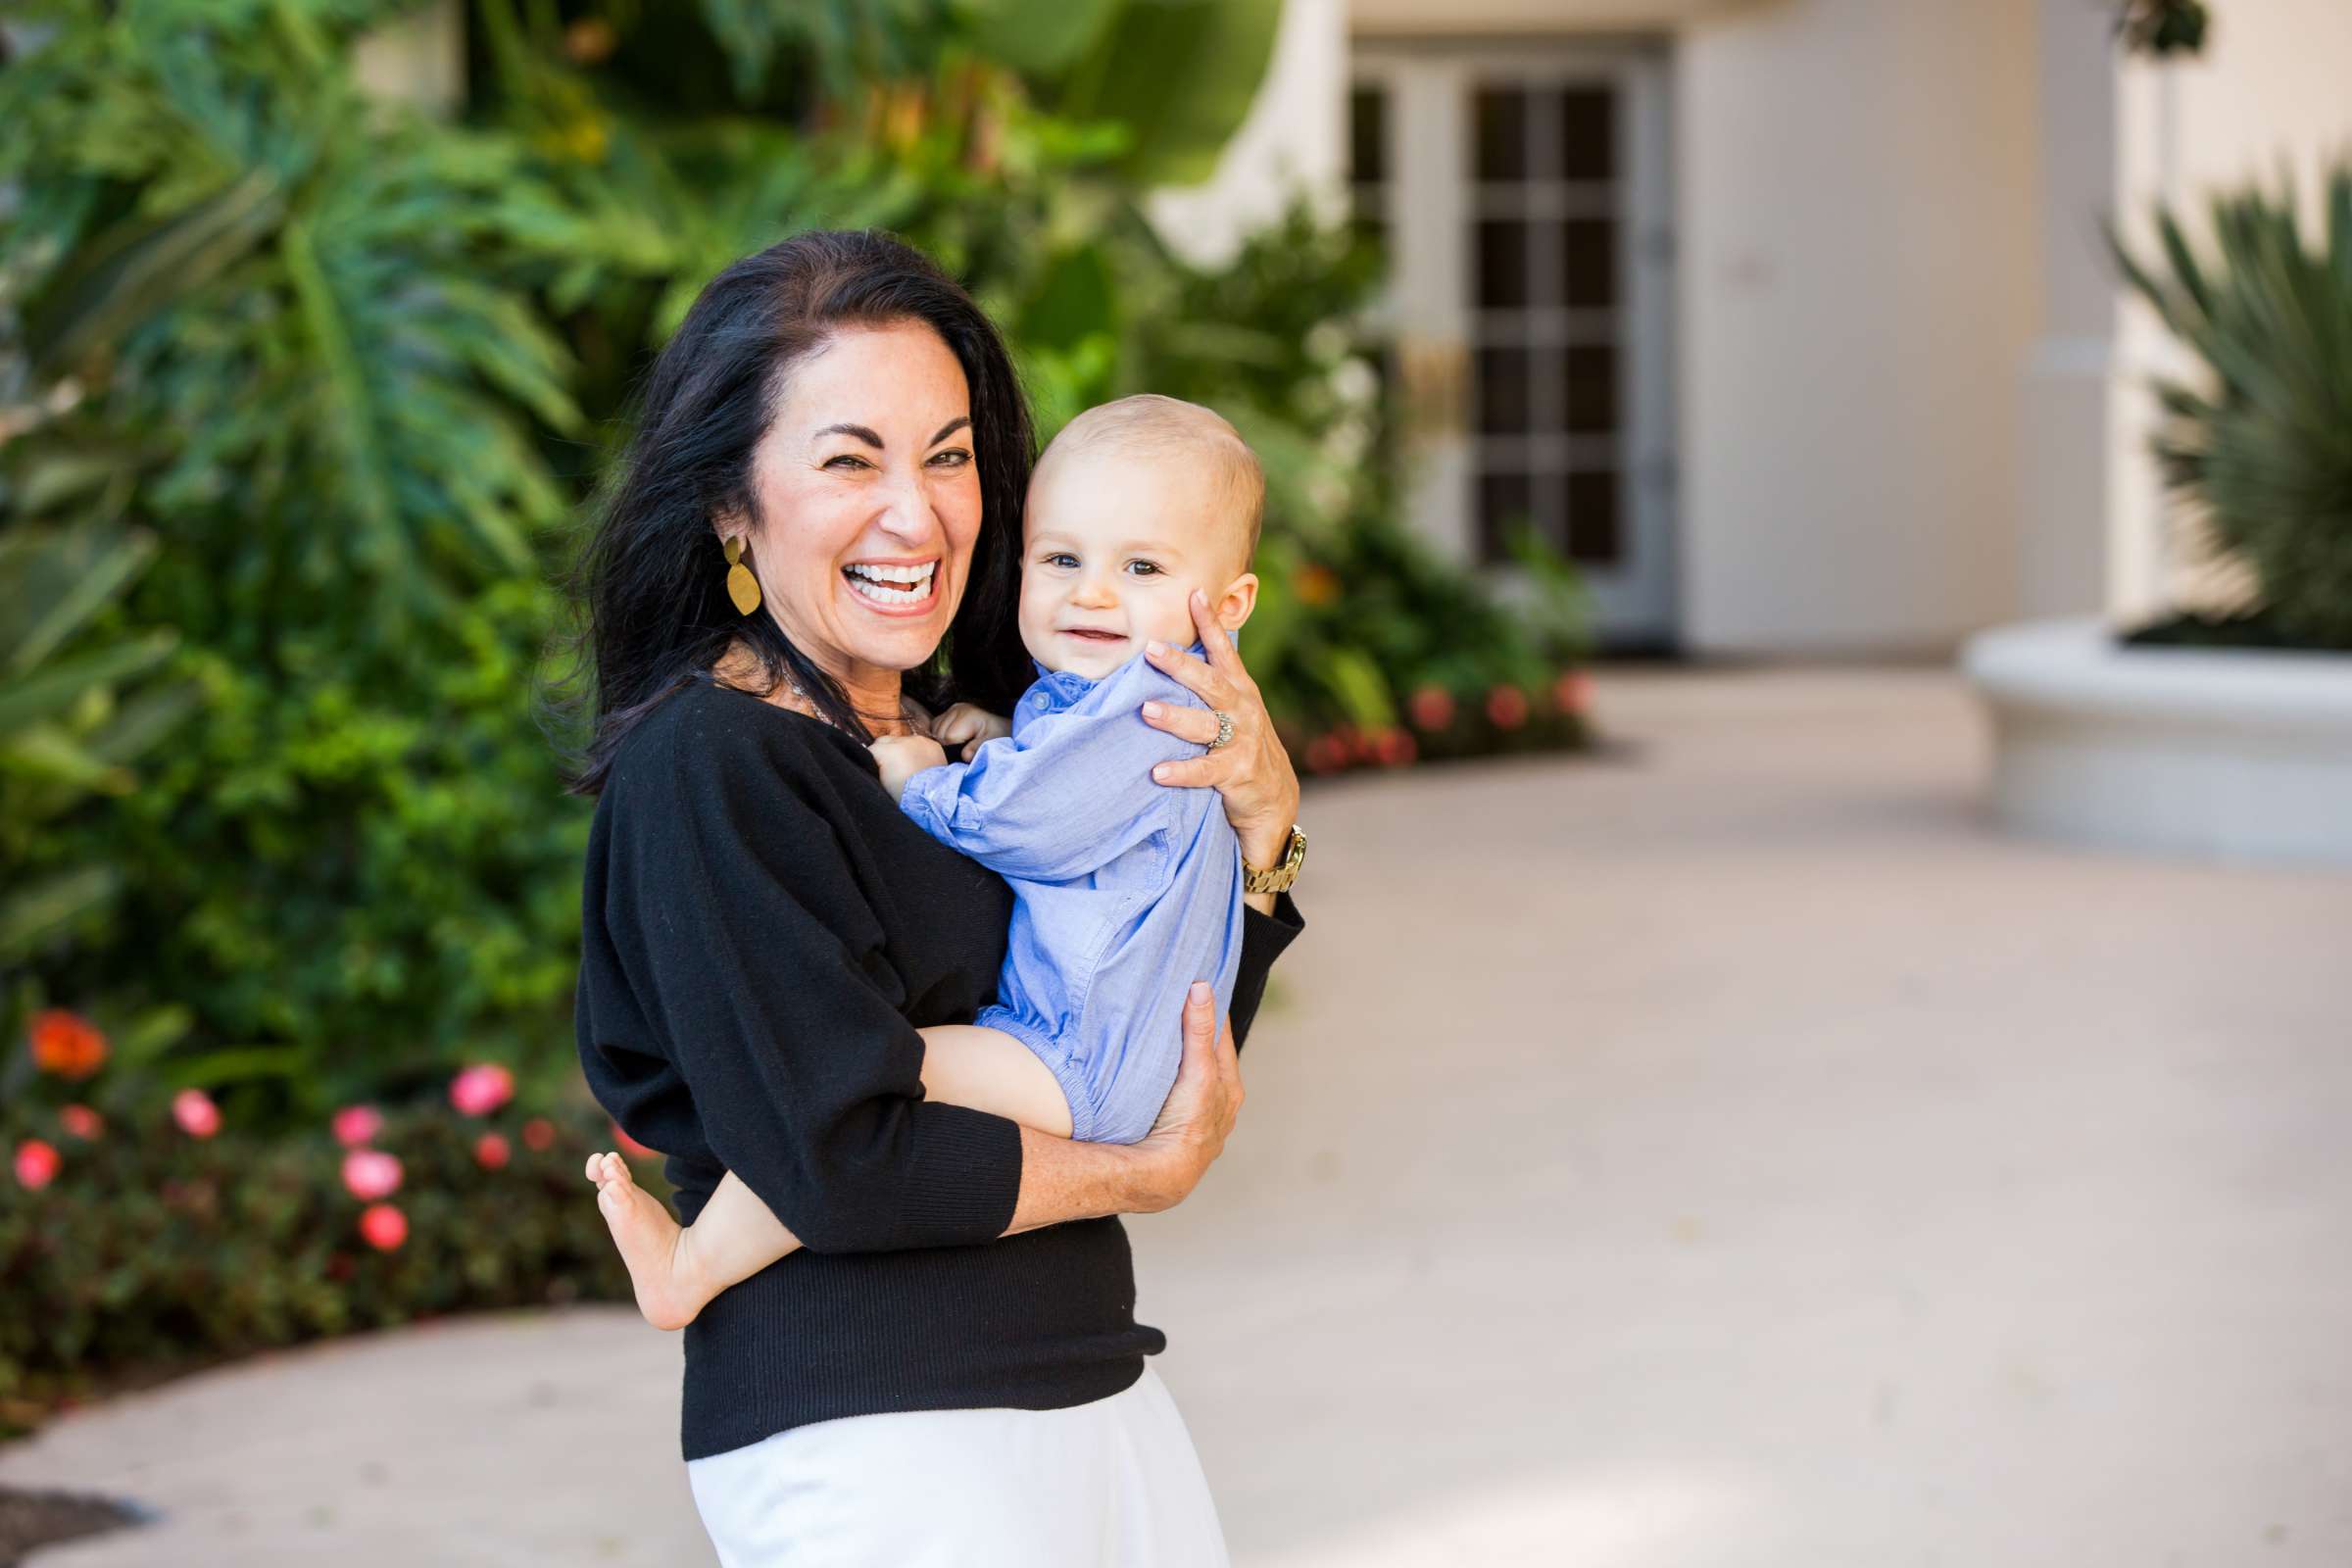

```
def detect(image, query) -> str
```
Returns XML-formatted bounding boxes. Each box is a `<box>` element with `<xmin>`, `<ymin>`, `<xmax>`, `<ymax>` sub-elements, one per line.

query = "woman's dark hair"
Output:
<box><xmin>554</xmin><ymin>229</ymin><xmax>1036</xmax><ymax>796</ymax></box>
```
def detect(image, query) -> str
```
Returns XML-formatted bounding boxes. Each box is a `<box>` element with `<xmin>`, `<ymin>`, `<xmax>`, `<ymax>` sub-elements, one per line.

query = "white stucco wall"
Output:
<box><xmin>1676</xmin><ymin>0</ymin><xmax>2039</xmax><ymax>655</ymax></box>
<box><xmin>1147</xmin><ymin>0</ymin><xmax>1349</xmax><ymax>267</ymax></box>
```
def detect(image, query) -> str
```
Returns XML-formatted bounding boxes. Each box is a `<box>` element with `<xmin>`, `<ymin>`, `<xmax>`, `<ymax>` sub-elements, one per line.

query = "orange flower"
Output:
<box><xmin>1297</xmin><ymin>564</ymin><xmax>1341</xmax><ymax>607</ymax></box>
<box><xmin>28</xmin><ymin>1010</ymin><xmax>107</xmax><ymax>1080</ymax></box>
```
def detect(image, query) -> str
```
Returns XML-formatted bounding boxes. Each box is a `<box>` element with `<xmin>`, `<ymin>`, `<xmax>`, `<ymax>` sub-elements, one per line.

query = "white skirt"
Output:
<box><xmin>684</xmin><ymin>1364</ymin><xmax>1231</xmax><ymax>1567</ymax></box>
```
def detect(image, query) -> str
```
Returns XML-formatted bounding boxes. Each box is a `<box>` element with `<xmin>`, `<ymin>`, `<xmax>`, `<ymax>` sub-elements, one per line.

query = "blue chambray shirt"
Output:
<box><xmin>896</xmin><ymin>643</ymin><xmax>1247</xmax><ymax>1145</ymax></box>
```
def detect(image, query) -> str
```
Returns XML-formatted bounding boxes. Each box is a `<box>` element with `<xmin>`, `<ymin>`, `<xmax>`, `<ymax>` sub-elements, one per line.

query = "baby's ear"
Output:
<box><xmin>1213</xmin><ymin>572</ymin><xmax>1258</xmax><ymax>635</ymax></box>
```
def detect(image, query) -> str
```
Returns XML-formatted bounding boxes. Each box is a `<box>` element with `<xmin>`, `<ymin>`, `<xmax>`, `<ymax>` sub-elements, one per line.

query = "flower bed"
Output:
<box><xmin>2</xmin><ymin>1011</ymin><xmax>640</xmax><ymax>1438</ymax></box>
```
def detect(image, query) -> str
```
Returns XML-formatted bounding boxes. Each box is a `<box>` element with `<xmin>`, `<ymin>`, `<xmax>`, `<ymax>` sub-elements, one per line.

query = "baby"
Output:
<box><xmin>586</xmin><ymin>394</ymin><xmax>1263</xmax><ymax>1330</ymax></box>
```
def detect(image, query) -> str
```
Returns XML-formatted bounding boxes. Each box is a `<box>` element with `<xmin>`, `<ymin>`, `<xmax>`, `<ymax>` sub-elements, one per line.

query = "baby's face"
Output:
<box><xmin>1017</xmin><ymin>449</ymin><xmax>1244</xmax><ymax>681</ymax></box>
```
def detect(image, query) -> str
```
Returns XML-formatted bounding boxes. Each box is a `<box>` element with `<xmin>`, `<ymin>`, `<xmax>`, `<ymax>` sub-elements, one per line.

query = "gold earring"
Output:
<box><xmin>723</xmin><ymin>536</ymin><xmax>762</xmax><ymax>616</ymax></box>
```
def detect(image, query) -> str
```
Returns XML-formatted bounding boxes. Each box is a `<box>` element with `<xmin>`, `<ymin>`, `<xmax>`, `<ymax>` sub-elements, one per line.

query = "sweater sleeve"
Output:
<box><xmin>1227</xmin><ymin>890</ymin><xmax>1303</xmax><ymax>1055</ymax></box>
<box><xmin>601</xmin><ymin>715</ymin><xmax>1023</xmax><ymax>1254</ymax></box>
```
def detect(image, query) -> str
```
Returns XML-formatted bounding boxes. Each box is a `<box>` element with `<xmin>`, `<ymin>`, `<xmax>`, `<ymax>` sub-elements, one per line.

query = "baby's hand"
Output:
<box><xmin>870</xmin><ymin>733</ymin><xmax>949</xmax><ymax>799</ymax></box>
<box><xmin>932</xmin><ymin>702</ymin><xmax>1011</xmax><ymax>761</ymax></box>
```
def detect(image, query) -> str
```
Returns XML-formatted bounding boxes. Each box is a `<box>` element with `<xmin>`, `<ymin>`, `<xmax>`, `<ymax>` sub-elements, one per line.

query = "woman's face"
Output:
<box><xmin>729</xmin><ymin>320</ymin><xmax>983</xmax><ymax>688</ymax></box>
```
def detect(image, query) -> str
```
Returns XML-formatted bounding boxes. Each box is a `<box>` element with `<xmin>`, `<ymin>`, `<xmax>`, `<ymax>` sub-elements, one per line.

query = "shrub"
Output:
<box><xmin>2112</xmin><ymin>165</ymin><xmax>2352</xmax><ymax>651</ymax></box>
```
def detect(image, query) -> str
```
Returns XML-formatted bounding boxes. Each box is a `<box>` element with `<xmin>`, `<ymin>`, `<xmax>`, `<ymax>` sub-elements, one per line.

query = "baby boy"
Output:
<box><xmin>587</xmin><ymin>394</ymin><xmax>1263</xmax><ymax>1329</ymax></box>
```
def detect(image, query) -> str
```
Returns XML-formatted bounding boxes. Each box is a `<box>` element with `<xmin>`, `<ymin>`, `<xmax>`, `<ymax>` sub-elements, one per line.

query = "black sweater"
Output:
<box><xmin>575</xmin><ymin>679</ymin><xmax>1303</xmax><ymax>1460</ymax></box>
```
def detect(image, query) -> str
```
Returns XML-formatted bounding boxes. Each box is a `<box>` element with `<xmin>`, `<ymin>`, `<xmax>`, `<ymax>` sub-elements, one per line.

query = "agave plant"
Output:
<box><xmin>2112</xmin><ymin>165</ymin><xmax>2352</xmax><ymax>651</ymax></box>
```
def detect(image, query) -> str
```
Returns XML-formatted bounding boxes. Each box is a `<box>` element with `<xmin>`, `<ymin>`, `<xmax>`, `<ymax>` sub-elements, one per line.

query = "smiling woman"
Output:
<box><xmin>561</xmin><ymin>229</ymin><xmax>1305</xmax><ymax>1565</ymax></box>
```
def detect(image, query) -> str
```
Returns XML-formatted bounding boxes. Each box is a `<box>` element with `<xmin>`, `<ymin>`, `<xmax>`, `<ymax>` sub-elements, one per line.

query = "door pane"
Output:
<box><xmin>1558</xmin><ymin>88</ymin><xmax>1613</xmax><ymax>179</ymax></box>
<box><xmin>1350</xmin><ymin>86</ymin><xmax>1387</xmax><ymax>184</ymax></box>
<box><xmin>1565</xmin><ymin>469</ymin><xmax>1622</xmax><ymax>564</ymax></box>
<box><xmin>1479</xmin><ymin>471</ymin><xmax>1537</xmax><ymax>561</ymax></box>
<box><xmin>1476</xmin><ymin>346</ymin><xmax>1534</xmax><ymax>434</ymax></box>
<box><xmin>1473</xmin><ymin>87</ymin><xmax>1528</xmax><ymax>181</ymax></box>
<box><xmin>1562</xmin><ymin>344</ymin><xmax>1616</xmax><ymax>433</ymax></box>
<box><xmin>1476</xmin><ymin>220</ymin><xmax>1531</xmax><ymax>309</ymax></box>
<box><xmin>1560</xmin><ymin>219</ymin><xmax>1615</xmax><ymax>308</ymax></box>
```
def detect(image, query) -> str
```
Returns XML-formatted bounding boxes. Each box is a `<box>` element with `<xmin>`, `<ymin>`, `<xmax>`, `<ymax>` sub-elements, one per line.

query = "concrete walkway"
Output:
<box><xmin>7</xmin><ymin>666</ymin><xmax>2349</xmax><ymax>1565</ymax></box>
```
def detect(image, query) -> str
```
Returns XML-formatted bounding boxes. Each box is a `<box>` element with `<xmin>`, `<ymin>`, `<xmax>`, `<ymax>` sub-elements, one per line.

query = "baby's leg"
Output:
<box><xmin>585</xmin><ymin>1153</ymin><xmax>800</xmax><ymax>1331</ymax></box>
<box><xmin>921</xmin><ymin>1024</ymin><xmax>1075</xmax><ymax>1139</ymax></box>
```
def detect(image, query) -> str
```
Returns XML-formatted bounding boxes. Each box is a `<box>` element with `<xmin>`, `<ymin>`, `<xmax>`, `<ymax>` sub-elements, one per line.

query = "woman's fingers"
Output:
<box><xmin>1143</xmin><ymin>639</ymin><xmax>1225</xmax><ymax>705</ymax></box>
<box><xmin>1139</xmin><ymin>699</ymin><xmax>1223</xmax><ymax>746</ymax></box>
<box><xmin>1149</xmin><ymin>753</ymin><xmax>1230</xmax><ymax>790</ymax></box>
<box><xmin>1186</xmin><ymin>588</ymin><xmax>1251</xmax><ymax>684</ymax></box>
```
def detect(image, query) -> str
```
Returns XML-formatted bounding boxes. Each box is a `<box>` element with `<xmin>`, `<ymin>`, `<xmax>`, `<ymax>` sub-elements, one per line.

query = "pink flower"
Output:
<box><xmin>474</xmin><ymin>1132</ymin><xmax>511</xmax><ymax>1170</ymax></box>
<box><xmin>359</xmin><ymin>1203</ymin><xmax>408</xmax><ymax>1251</ymax></box>
<box><xmin>15</xmin><ymin>1139</ymin><xmax>61</xmax><ymax>1190</ymax></box>
<box><xmin>332</xmin><ymin>1104</ymin><xmax>383</xmax><ymax>1147</ymax></box>
<box><xmin>1408</xmin><ymin>686</ymin><xmax>1455</xmax><ymax>732</ymax></box>
<box><xmin>341</xmin><ymin>1149</ymin><xmax>404</xmax><ymax>1201</ymax></box>
<box><xmin>449</xmin><ymin>1063</ymin><xmax>515</xmax><ymax>1118</ymax></box>
<box><xmin>59</xmin><ymin>1103</ymin><xmax>104</xmax><ymax>1141</ymax></box>
<box><xmin>1552</xmin><ymin>669</ymin><xmax>1593</xmax><ymax>716</ymax></box>
<box><xmin>1486</xmin><ymin>685</ymin><xmax>1530</xmax><ymax>730</ymax></box>
<box><xmin>609</xmin><ymin>1121</ymin><xmax>660</xmax><ymax>1160</ymax></box>
<box><xmin>520</xmin><ymin>1117</ymin><xmax>556</xmax><ymax>1152</ymax></box>
<box><xmin>172</xmin><ymin>1088</ymin><xmax>221</xmax><ymax>1139</ymax></box>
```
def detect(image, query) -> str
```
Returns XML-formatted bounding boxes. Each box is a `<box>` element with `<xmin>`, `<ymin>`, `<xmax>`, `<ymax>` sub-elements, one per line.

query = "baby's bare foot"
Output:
<box><xmin>585</xmin><ymin>1151</ymin><xmax>705</xmax><ymax>1332</ymax></box>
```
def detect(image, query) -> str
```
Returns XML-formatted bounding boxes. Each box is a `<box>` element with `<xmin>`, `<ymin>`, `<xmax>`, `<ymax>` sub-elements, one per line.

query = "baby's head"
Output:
<box><xmin>1018</xmin><ymin>394</ymin><xmax>1262</xmax><ymax>680</ymax></box>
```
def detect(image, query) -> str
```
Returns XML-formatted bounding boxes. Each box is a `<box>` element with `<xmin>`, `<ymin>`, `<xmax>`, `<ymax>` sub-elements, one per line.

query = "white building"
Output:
<box><xmin>1152</xmin><ymin>0</ymin><xmax>2352</xmax><ymax>655</ymax></box>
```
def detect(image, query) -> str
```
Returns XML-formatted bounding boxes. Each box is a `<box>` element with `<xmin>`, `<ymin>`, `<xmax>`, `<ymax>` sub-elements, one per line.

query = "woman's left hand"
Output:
<box><xmin>1140</xmin><ymin>589</ymin><xmax>1301</xmax><ymax>872</ymax></box>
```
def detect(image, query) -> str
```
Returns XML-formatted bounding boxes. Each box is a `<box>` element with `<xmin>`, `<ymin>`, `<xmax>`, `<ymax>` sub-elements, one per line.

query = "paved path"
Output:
<box><xmin>8</xmin><ymin>667</ymin><xmax>2349</xmax><ymax>1565</ymax></box>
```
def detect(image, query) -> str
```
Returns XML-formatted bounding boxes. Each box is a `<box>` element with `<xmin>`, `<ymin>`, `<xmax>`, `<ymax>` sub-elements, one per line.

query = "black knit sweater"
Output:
<box><xmin>575</xmin><ymin>679</ymin><xmax>1303</xmax><ymax>1461</ymax></box>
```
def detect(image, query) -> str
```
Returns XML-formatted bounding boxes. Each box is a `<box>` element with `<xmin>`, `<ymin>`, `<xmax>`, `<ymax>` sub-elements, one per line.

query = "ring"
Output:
<box><xmin>1208</xmin><ymin>709</ymin><xmax>1236</xmax><ymax>750</ymax></box>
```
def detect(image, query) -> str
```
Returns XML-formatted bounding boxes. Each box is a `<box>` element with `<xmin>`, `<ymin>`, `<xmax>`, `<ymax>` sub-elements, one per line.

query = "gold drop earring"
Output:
<box><xmin>723</xmin><ymin>536</ymin><xmax>762</xmax><ymax>616</ymax></box>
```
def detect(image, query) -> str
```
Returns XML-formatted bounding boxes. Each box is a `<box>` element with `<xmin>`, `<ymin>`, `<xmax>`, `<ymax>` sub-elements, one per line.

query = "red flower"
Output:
<box><xmin>1408</xmin><ymin>686</ymin><xmax>1455</xmax><ymax>732</ymax></box>
<box><xmin>449</xmin><ymin>1063</ymin><xmax>515</xmax><ymax>1118</ymax></box>
<box><xmin>172</xmin><ymin>1088</ymin><xmax>221</xmax><ymax>1139</ymax></box>
<box><xmin>1375</xmin><ymin>728</ymin><xmax>1417</xmax><ymax>767</ymax></box>
<box><xmin>359</xmin><ymin>1203</ymin><xmax>408</xmax><ymax>1251</ymax></box>
<box><xmin>610</xmin><ymin>1121</ymin><xmax>660</xmax><ymax>1161</ymax></box>
<box><xmin>59</xmin><ymin>1103</ymin><xmax>104</xmax><ymax>1141</ymax></box>
<box><xmin>325</xmin><ymin>1251</ymin><xmax>355</xmax><ymax>1282</ymax></box>
<box><xmin>332</xmin><ymin>1104</ymin><xmax>383</xmax><ymax>1148</ymax></box>
<box><xmin>341</xmin><ymin>1149</ymin><xmax>404</xmax><ymax>1201</ymax></box>
<box><xmin>1486</xmin><ymin>685</ymin><xmax>1530</xmax><ymax>730</ymax></box>
<box><xmin>1304</xmin><ymin>734</ymin><xmax>1348</xmax><ymax>775</ymax></box>
<box><xmin>1551</xmin><ymin>669</ymin><xmax>1593</xmax><ymax>716</ymax></box>
<box><xmin>15</xmin><ymin>1139</ymin><xmax>60</xmax><ymax>1191</ymax></box>
<box><xmin>28</xmin><ymin>1010</ymin><xmax>107</xmax><ymax>1080</ymax></box>
<box><xmin>474</xmin><ymin>1132</ymin><xmax>512</xmax><ymax>1170</ymax></box>
<box><xmin>520</xmin><ymin>1117</ymin><xmax>557</xmax><ymax>1152</ymax></box>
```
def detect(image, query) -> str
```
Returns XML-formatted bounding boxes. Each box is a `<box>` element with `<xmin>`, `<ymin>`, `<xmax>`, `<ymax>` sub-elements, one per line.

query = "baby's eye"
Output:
<box><xmin>1125</xmin><ymin>560</ymin><xmax>1163</xmax><ymax>577</ymax></box>
<box><xmin>1044</xmin><ymin>552</ymin><xmax>1079</xmax><ymax>568</ymax></box>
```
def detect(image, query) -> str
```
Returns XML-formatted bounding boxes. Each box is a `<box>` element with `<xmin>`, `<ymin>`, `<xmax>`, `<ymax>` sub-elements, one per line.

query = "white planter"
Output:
<box><xmin>1962</xmin><ymin>616</ymin><xmax>2352</xmax><ymax>866</ymax></box>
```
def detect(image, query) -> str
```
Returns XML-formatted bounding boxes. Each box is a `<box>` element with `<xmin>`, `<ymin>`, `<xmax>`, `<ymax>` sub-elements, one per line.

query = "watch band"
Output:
<box><xmin>1241</xmin><ymin>822</ymin><xmax>1306</xmax><ymax>894</ymax></box>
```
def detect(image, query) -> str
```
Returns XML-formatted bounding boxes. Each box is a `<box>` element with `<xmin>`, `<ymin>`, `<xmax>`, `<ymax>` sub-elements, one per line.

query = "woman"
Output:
<box><xmin>566</xmin><ymin>229</ymin><xmax>1305</xmax><ymax>1564</ymax></box>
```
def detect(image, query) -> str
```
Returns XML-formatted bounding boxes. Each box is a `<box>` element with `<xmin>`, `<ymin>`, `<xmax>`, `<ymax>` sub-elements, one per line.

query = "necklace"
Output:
<box><xmin>785</xmin><ymin>680</ymin><xmax>927</xmax><ymax>740</ymax></box>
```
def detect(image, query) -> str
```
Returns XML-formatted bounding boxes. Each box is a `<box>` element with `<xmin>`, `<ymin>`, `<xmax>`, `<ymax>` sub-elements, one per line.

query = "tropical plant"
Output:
<box><xmin>2112</xmin><ymin>164</ymin><xmax>2352</xmax><ymax>651</ymax></box>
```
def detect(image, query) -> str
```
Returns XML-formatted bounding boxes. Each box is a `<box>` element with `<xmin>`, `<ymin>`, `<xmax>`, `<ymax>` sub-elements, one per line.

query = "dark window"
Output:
<box><xmin>1476</xmin><ymin>220</ymin><xmax>1530</xmax><ymax>309</ymax></box>
<box><xmin>1559</xmin><ymin>88</ymin><xmax>1613</xmax><ymax>180</ymax></box>
<box><xmin>1563</xmin><ymin>345</ymin><xmax>1616</xmax><ymax>433</ymax></box>
<box><xmin>1561</xmin><ymin>219</ymin><xmax>1615</xmax><ymax>308</ymax></box>
<box><xmin>1349</xmin><ymin>86</ymin><xmax>1388</xmax><ymax>185</ymax></box>
<box><xmin>1473</xmin><ymin>87</ymin><xmax>1527</xmax><ymax>181</ymax></box>
<box><xmin>1479</xmin><ymin>471</ymin><xmax>1538</xmax><ymax>563</ymax></box>
<box><xmin>1476</xmin><ymin>346</ymin><xmax>1534</xmax><ymax>434</ymax></box>
<box><xmin>1565</xmin><ymin>469</ymin><xmax>1622</xmax><ymax>564</ymax></box>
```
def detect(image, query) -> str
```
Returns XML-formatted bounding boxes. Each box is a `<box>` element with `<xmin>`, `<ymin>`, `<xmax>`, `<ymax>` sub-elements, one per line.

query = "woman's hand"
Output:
<box><xmin>1123</xmin><ymin>981</ymin><xmax>1244</xmax><ymax>1213</ymax></box>
<box><xmin>1140</xmin><ymin>589</ymin><xmax>1302</xmax><ymax>872</ymax></box>
<box><xmin>932</xmin><ymin>701</ymin><xmax>1011</xmax><ymax>761</ymax></box>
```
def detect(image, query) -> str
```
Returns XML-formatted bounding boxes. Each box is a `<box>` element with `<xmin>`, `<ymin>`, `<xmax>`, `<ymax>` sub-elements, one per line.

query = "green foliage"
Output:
<box><xmin>1</xmin><ymin>0</ymin><xmax>1586</xmax><ymax>1141</ymax></box>
<box><xmin>2112</xmin><ymin>164</ymin><xmax>2352</xmax><ymax>650</ymax></box>
<box><xmin>2116</xmin><ymin>0</ymin><xmax>2209</xmax><ymax>57</ymax></box>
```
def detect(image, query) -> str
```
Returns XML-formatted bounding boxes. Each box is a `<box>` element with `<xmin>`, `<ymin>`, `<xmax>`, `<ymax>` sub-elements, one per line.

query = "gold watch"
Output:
<box><xmin>1242</xmin><ymin>823</ymin><xmax>1306</xmax><ymax>895</ymax></box>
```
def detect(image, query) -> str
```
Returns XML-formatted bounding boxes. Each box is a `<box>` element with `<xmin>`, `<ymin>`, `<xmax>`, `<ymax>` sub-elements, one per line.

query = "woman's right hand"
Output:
<box><xmin>1125</xmin><ymin>981</ymin><xmax>1244</xmax><ymax>1213</ymax></box>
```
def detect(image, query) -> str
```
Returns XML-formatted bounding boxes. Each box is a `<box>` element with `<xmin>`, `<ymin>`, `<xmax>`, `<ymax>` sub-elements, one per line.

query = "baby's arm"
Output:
<box><xmin>593</xmin><ymin>1022</ymin><xmax>1075</xmax><ymax>1331</ymax></box>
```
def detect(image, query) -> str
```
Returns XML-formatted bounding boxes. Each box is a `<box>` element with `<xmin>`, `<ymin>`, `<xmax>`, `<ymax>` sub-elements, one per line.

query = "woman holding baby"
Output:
<box><xmin>567</xmin><ymin>229</ymin><xmax>1306</xmax><ymax>1564</ymax></box>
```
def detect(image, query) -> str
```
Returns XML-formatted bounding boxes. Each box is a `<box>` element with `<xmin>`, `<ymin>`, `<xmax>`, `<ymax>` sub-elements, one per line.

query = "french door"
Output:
<box><xmin>1350</xmin><ymin>42</ymin><xmax>1678</xmax><ymax>647</ymax></box>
